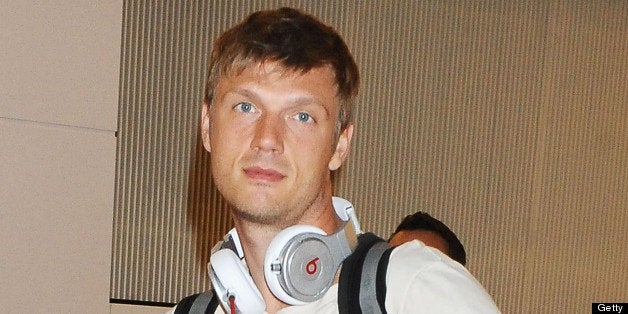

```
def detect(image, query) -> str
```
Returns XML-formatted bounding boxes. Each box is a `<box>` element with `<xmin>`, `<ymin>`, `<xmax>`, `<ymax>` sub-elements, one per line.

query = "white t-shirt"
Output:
<box><xmin>169</xmin><ymin>240</ymin><xmax>500</xmax><ymax>313</ymax></box>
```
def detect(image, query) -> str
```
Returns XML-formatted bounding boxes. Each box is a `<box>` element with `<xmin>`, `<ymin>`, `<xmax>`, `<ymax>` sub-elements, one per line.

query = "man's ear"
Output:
<box><xmin>328</xmin><ymin>124</ymin><xmax>354</xmax><ymax>171</ymax></box>
<box><xmin>201</xmin><ymin>101</ymin><xmax>211</xmax><ymax>153</ymax></box>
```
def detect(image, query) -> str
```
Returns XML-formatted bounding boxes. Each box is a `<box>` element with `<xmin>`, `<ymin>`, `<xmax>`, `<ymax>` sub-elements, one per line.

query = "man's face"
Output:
<box><xmin>201</xmin><ymin>62</ymin><xmax>353</xmax><ymax>226</ymax></box>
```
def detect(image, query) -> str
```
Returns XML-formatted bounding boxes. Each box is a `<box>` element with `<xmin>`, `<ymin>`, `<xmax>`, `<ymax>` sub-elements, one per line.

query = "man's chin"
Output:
<box><xmin>231</xmin><ymin>205</ymin><xmax>285</xmax><ymax>225</ymax></box>
<box><xmin>228</xmin><ymin>196</ymin><xmax>285</xmax><ymax>224</ymax></box>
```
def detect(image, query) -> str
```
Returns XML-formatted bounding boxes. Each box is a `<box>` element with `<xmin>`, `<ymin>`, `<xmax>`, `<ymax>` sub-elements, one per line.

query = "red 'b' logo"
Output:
<box><xmin>305</xmin><ymin>257</ymin><xmax>320</xmax><ymax>275</ymax></box>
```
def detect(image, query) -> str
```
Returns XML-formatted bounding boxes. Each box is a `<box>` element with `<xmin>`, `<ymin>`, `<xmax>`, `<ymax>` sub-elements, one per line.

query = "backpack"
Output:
<box><xmin>174</xmin><ymin>233</ymin><xmax>394</xmax><ymax>314</ymax></box>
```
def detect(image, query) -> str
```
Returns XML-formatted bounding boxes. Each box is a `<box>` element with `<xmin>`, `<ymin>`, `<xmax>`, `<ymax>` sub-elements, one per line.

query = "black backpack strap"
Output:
<box><xmin>362</xmin><ymin>240</ymin><xmax>393</xmax><ymax>312</ymax></box>
<box><xmin>375</xmin><ymin>244</ymin><xmax>393</xmax><ymax>311</ymax></box>
<box><xmin>174</xmin><ymin>290</ymin><xmax>219</xmax><ymax>314</ymax></box>
<box><xmin>338</xmin><ymin>233</ymin><xmax>394</xmax><ymax>314</ymax></box>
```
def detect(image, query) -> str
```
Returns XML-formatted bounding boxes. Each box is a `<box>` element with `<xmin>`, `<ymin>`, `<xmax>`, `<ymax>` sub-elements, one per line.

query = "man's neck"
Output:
<box><xmin>231</xmin><ymin>200</ymin><xmax>344</xmax><ymax>313</ymax></box>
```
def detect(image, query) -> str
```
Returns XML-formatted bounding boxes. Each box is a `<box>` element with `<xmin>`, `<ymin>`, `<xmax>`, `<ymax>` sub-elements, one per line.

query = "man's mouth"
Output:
<box><xmin>243</xmin><ymin>166</ymin><xmax>286</xmax><ymax>182</ymax></box>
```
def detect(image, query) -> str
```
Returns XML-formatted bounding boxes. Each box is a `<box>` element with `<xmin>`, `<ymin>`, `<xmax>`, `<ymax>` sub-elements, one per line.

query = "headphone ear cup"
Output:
<box><xmin>264</xmin><ymin>225</ymin><xmax>331</xmax><ymax>305</ymax></box>
<box><xmin>210</xmin><ymin>249</ymin><xmax>265</xmax><ymax>313</ymax></box>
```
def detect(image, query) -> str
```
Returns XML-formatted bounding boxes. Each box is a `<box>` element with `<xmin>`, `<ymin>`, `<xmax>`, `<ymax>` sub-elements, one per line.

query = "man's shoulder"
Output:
<box><xmin>389</xmin><ymin>239</ymin><xmax>456</xmax><ymax>267</ymax></box>
<box><xmin>386</xmin><ymin>240</ymin><xmax>501</xmax><ymax>313</ymax></box>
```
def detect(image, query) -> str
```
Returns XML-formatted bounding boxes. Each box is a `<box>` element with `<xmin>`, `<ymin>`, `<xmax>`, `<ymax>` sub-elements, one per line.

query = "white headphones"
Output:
<box><xmin>208</xmin><ymin>197</ymin><xmax>362</xmax><ymax>313</ymax></box>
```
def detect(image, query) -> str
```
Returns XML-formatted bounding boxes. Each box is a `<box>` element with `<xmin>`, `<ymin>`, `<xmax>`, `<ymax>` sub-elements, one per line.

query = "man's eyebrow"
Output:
<box><xmin>217</xmin><ymin>87</ymin><xmax>262</xmax><ymax>106</ymax></box>
<box><xmin>226</xmin><ymin>87</ymin><xmax>258</xmax><ymax>100</ymax></box>
<box><xmin>288</xmin><ymin>96</ymin><xmax>331</xmax><ymax>117</ymax></box>
<box><xmin>290</xmin><ymin>95</ymin><xmax>321</xmax><ymax>106</ymax></box>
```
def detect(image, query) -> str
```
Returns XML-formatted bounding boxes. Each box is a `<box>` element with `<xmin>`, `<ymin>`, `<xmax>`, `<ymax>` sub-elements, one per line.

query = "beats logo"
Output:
<box><xmin>305</xmin><ymin>257</ymin><xmax>319</xmax><ymax>275</ymax></box>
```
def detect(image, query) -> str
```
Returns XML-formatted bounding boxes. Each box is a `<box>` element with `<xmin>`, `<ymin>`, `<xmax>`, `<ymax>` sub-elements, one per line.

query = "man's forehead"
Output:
<box><xmin>224</xmin><ymin>60</ymin><xmax>333</xmax><ymax>80</ymax></box>
<box><xmin>215</xmin><ymin>61</ymin><xmax>339</xmax><ymax>99</ymax></box>
<box><xmin>213</xmin><ymin>61</ymin><xmax>340</xmax><ymax>106</ymax></box>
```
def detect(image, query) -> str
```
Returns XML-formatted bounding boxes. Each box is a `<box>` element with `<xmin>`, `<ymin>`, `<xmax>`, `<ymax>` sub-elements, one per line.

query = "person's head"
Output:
<box><xmin>389</xmin><ymin>212</ymin><xmax>467</xmax><ymax>265</ymax></box>
<box><xmin>204</xmin><ymin>7</ymin><xmax>359</xmax><ymax>140</ymax></box>
<box><xmin>200</xmin><ymin>8</ymin><xmax>359</xmax><ymax>227</ymax></box>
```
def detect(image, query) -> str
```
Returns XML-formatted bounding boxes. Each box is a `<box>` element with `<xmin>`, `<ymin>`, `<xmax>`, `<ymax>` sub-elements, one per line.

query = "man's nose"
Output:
<box><xmin>250</xmin><ymin>114</ymin><xmax>284</xmax><ymax>153</ymax></box>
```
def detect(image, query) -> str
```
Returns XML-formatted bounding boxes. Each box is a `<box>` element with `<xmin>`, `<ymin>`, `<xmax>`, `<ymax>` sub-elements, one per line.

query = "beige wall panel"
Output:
<box><xmin>0</xmin><ymin>0</ymin><xmax>122</xmax><ymax>131</ymax></box>
<box><xmin>523</xmin><ymin>2</ymin><xmax>628</xmax><ymax>313</ymax></box>
<box><xmin>0</xmin><ymin>119</ymin><xmax>116</xmax><ymax>313</ymax></box>
<box><xmin>111</xmin><ymin>304</ymin><xmax>168</xmax><ymax>314</ymax></box>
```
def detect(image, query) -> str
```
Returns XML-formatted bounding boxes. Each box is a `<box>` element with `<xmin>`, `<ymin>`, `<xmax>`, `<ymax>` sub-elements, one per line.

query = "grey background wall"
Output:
<box><xmin>1</xmin><ymin>0</ymin><xmax>122</xmax><ymax>313</ymax></box>
<box><xmin>1</xmin><ymin>1</ymin><xmax>625</xmax><ymax>314</ymax></box>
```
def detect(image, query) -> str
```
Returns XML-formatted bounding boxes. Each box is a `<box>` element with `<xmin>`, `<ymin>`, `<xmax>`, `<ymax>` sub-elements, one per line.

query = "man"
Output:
<box><xmin>389</xmin><ymin>212</ymin><xmax>467</xmax><ymax>265</ymax></box>
<box><xmin>174</xmin><ymin>7</ymin><xmax>499</xmax><ymax>313</ymax></box>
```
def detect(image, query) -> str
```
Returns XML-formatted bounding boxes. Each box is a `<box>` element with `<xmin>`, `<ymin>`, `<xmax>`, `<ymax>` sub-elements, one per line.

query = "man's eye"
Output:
<box><xmin>295</xmin><ymin>112</ymin><xmax>314</xmax><ymax>123</ymax></box>
<box><xmin>234</xmin><ymin>102</ymin><xmax>255</xmax><ymax>113</ymax></box>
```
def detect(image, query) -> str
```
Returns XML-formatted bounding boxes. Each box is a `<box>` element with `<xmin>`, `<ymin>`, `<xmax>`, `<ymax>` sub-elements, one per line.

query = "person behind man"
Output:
<box><xmin>389</xmin><ymin>212</ymin><xmax>467</xmax><ymax>265</ymax></box>
<box><xmin>172</xmin><ymin>7</ymin><xmax>499</xmax><ymax>313</ymax></box>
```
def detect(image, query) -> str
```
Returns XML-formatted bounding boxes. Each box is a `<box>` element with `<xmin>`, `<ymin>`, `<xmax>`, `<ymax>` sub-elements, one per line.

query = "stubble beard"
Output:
<box><xmin>223</xmin><ymin>180</ymin><xmax>329</xmax><ymax>230</ymax></box>
<box><xmin>212</xmin><ymin>160</ymin><xmax>331</xmax><ymax>228</ymax></box>
<box><xmin>228</xmin><ymin>192</ymin><xmax>320</xmax><ymax>229</ymax></box>
<box><xmin>231</xmin><ymin>199</ymin><xmax>285</xmax><ymax>226</ymax></box>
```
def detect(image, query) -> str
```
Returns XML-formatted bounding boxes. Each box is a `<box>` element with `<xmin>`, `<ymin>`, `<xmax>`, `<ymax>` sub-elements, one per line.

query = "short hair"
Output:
<box><xmin>204</xmin><ymin>7</ymin><xmax>360</xmax><ymax>135</ymax></box>
<box><xmin>390</xmin><ymin>212</ymin><xmax>467</xmax><ymax>265</ymax></box>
